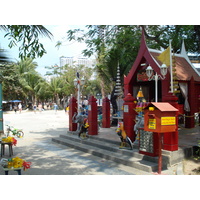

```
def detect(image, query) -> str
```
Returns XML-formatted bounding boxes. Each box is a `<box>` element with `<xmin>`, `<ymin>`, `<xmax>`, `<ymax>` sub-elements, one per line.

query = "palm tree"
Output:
<box><xmin>13</xmin><ymin>58</ymin><xmax>45</xmax><ymax>104</ymax></box>
<box><xmin>48</xmin><ymin>77</ymin><xmax>63</xmax><ymax>105</ymax></box>
<box><xmin>15</xmin><ymin>58</ymin><xmax>38</xmax><ymax>74</ymax></box>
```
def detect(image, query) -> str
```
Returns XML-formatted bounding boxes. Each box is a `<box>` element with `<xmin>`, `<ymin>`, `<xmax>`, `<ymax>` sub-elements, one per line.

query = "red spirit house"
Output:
<box><xmin>124</xmin><ymin>29</ymin><xmax>200</xmax><ymax>129</ymax></box>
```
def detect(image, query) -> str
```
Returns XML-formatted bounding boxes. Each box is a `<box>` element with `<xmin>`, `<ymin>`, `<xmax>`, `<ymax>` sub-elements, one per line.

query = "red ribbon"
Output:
<box><xmin>12</xmin><ymin>138</ymin><xmax>17</xmax><ymax>146</ymax></box>
<box><xmin>23</xmin><ymin>161</ymin><xmax>32</xmax><ymax>171</ymax></box>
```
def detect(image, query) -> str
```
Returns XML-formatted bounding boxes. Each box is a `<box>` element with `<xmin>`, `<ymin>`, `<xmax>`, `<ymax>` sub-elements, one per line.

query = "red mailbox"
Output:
<box><xmin>144</xmin><ymin>102</ymin><xmax>178</xmax><ymax>133</ymax></box>
<box><xmin>143</xmin><ymin>102</ymin><xmax>178</xmax><ymax>174</ymax></box>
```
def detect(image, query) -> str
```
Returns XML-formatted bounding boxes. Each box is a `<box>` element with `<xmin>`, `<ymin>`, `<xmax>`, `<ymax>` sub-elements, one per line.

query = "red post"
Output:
<box><xmin>69</xmin><ymin>97</ymin><xmax>77</xmax><ymax>131</ymax></box>
<box><xmin>88</xmin><ymin>96</ymin><xmax>98</xmax><ymax>135</ymax></box>
<box><xmin>186</xmin><ymin>76</ymin><xmax>195</xmax><ymax>128</ymax></box>
<box><xmin>102</xmin><ymin>97</ymin><xmax>110</xmax><ymax>128</ymax></box>
<box><xmin>162</xmin><ymin>93</ymin><xmax>178</xmax><ymax>151</ymax></box>
<box><xmin>123</xmin><ymin>93</ymin><xmax>137</xmax><ymax>142</ymax></box>
<box><xmin>157</xmin><ymin>132</ymin><xmax>163</xmax><ymax>174</ymax></box>
<box><xmin>199</xmin><ymin>95</ymin><xmax>200</xmax><ymax>126</ymax></box>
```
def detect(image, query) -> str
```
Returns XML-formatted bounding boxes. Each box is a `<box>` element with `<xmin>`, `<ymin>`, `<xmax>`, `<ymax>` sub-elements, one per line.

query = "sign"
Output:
<box><xmin>148</xmin><ymin>119</ymin><xmax>156</xmax><ymax>129</ymax></box>
<box><xmin>123</xmin><ymin>105</ymin><xmax>129</xmax><ymax>113</ymax></box>
<box><xmin>137</xmin><ymin>70</ymin><xmax>149</xmax><ymax>82</ymax></box>
<box><xmin>161</xmin><ymin>117</ymin><xmax>176</xmax><ymax>125</ymax></box>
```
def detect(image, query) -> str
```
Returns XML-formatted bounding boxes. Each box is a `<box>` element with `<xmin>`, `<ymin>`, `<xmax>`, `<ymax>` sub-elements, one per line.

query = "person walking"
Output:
<box><xmin>66</xmin><ymin>106</ymin><xmax>69</xmax><ymax>115</ymax></box>
<box><xmin>38</xmin><ymin>103</ymin><xmax>43</xmax><ymax>113</ymax></box>
<box><xmin>54</xmin><ymin>103</ymin><xmax>58</xmax><ymax>113</ymax></box>
<box><xmin>14</xmin><ymin>104</ymin><xmax>17</xmax><ymax>114</ymax></box>
<box><xmin>18</xmin><ymin>103</ymin><xmax>22</xmax><ymax>113</ymax></box>
<box><xmin>33</xmin><ymin>104</ymin><xmax>37</xmax><ymax>114</ymax></box>
<box><xmin>10</xmin><ymin>104</ymin><xmax>12</xmax><ymax>111</ymax></box>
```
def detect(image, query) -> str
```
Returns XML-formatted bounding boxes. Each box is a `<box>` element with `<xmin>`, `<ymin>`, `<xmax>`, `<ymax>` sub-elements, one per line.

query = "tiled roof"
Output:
<box><xmin>145</xmin><ymin>102</ymin><xmax>178</xmax><ymax>112</ymax></box>
<box><xmin>149</xmin><ymin>49</ymin><xmax>200</xmax><ymax>81</ymax></box>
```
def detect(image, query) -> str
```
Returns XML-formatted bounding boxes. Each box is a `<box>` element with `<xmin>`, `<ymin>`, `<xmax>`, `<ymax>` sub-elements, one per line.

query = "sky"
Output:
<box><xmin>1</xmin><ymin>24</ymin><xmax>200</xmax><ymax>77</ymax></box>
<box><xmin>0</xmin><ymin>25</ymin><xmax>88</xmax><ymax>76</ymax></box>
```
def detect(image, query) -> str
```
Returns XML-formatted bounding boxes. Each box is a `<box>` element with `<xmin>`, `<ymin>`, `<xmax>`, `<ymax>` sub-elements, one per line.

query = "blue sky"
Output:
<box><xmin>0</xmin><ymin>25</ymin><xmax>88</xmax><ymax>76</ymax></box>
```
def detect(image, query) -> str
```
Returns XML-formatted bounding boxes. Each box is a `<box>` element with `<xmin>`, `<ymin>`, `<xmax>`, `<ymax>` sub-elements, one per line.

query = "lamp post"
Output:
<box><xmin>0</xmin><ymin>82</ymin><xmax>3</xmax><ymax>137</ymax></box>
<box><xmin>146</xmin><ymin>64</ymin><xmax>168</xmax><ymax>175</ymax></box>
<box><xmin>146</xmin><ymin>64</ymin><xmax>168</xmax><ymax>102</ymax></box>
<box><xmin>74</xmin><ymin>72</ymin><xmax>85</xmax><ymax>115</ymax></box>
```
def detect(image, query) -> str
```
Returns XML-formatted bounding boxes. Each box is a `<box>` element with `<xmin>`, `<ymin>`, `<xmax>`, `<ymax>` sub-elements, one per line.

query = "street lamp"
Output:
<box><xmin>146</xmin><ymin>64</ymin><xmax>168</xmax><ymax>102</ymax></box>
<box><xmin>74</xmin><ymin>73</ymin><xmax>85</xmax><ymax>115</ymax></box>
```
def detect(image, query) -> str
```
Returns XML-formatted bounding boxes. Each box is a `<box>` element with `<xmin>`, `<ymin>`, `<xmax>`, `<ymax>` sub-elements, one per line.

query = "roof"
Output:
<box><xmin>149</xmin><ymin>49</ymin><xmax>200</xmax><ymax>82</ymax></box>
<box><xmin>145</xmin><ymin>102</ymin><xmax>178</xmax><ymax>112</ymax></box>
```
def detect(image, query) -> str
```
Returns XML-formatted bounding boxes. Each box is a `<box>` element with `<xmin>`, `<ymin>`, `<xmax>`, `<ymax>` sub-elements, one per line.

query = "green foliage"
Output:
<box><xmin>195</xmin><ymin>140</ymin><xmax>200</xmax><ymax>160</ymax></box>
<box><xmin>1</xmin><ymin>63</ymin><xmax>24</xmax><ymax>100</ymax></box>
<box><xmin>61</xmin><ymin>25</ymin><xmax>200</xmax><ymax>97</ymax></box>
<box><xmin>1</xmin><ymin>58</ymin><xmax>47</xmax><ymax>103</ymax></box>
<box><xmin>0</xmin><ymin>25</ymin><xmax>53</xmax><ymax>59</ymax></box>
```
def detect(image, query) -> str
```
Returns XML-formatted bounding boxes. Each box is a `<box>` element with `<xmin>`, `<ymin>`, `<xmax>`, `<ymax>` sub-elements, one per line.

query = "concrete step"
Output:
<box><xmin>52</xmin><ymin>134</ymin><xmax>162</xmax><ymax>172</ymax></box>
<box><xmin>59</xmin><ymin>133</ymin><xmax>169</xmax><ymax>165</ymax></box>
<box><xmin>59</xmin><ymin>134</ymin><xmax>143</xmax><ymax>159</ymax></box>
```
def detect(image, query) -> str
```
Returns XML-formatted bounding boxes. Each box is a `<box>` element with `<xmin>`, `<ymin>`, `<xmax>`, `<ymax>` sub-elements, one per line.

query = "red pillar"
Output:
<box><xmin>186</xmin><ymin>76</ymin><xmax>195</xmax><ymax>128</ymax></box>
<box><xmin>69</xmin><ymin>97</ymin><xmax>77</xmax><ymax>131</ymax></box>
<box><xmin>123</xmin><ymin>93</ymin><xmax>137</xmax><ymax>142</ymax></box>
<box><xmin>199</xmin><ymin>95</ymin><xmax>200</xmax><ymax>126</ymax></box>
<box><xmin>162</xmin><ymin>93</ymin><xmax>178</xmax><ymax>151</ymax></box>
<box><xmin>102</xmin><ymin>97</ymin><xmax>110</xmax><ymax>128</ymax></box>
<box><xmin>88</xmin><ymin>96</ymin><xmax>98</xmax><ymax>135</ymax></box>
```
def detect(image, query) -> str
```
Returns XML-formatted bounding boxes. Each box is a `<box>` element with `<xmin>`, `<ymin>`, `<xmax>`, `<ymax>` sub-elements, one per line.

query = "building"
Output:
<box><xmin>60</xmin><ymin>56</ymin><xmax>74</xmax><ymax>67</ymax></box>
<box><xmin>60</xmin><ymin>56</ymin><xmax>96</xmax><ymax>68</ymax></box>
<box><xmin>124</xmin><ymin>28</ymin><xmax>200</xmax><ymax>129</ymax></box>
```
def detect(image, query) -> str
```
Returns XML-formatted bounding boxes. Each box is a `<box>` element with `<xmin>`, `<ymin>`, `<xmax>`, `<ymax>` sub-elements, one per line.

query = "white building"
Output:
<box><xmin>60</xmin><ymin>56</ymin><xmax>74</xmax><ymax>67</ymax></box>
<box><xmin>60</xmin><ymin>56</ymin><xmax>96</xmax><ymax>68</ymax></box>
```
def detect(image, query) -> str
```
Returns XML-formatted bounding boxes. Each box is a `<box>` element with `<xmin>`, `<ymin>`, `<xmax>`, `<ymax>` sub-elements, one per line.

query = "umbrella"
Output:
<box><xmin>10</xmin><ymin>100</ymin><xmax>22</xmax><ymax>103</ymax></box>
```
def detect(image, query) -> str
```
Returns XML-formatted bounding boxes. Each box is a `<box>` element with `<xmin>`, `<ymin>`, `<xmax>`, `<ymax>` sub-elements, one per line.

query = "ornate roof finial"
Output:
<box><xmin>114</xmin><ymin>62</ymin><xmax>123</xmax><ymax>97</ymax></box>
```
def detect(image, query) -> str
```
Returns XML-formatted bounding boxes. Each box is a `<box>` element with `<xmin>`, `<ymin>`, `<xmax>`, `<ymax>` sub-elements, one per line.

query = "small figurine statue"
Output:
<box><xmin>116</xmin><ymin>122</ymin><xmax>133</xmax><ymax>150</ymax></box>
<box><xmin>133</xmin><ymin>115</ymin><xmax>144</xmax><ymax>145</ymax></box>
<box><xmin>72</xmin><ymin>112</ymin><xmax>88</xmax><ymax>136</ymax></box>
<box><xmin>79</xmin><ymin>118</ymin><xmax>89</xmax><ymax>139</ymax></box>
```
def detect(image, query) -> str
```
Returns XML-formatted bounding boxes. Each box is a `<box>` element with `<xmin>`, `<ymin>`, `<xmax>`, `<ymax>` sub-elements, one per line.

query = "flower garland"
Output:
<box><xmin>2</xmin><ymin>136</ymin><xmax>17</xmax><ymax>146</ymax></box>
<box><xmin>0</xmin><ymin>157</ymin><xmax>32</xmax><ymax>171</ymax></box>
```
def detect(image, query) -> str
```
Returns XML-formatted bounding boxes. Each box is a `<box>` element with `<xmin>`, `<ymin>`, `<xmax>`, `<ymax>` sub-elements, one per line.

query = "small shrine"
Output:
<box><xmin>124</xmin><ymin>29</ymin><xmax>200</xmax><ymax>129</ymax></box>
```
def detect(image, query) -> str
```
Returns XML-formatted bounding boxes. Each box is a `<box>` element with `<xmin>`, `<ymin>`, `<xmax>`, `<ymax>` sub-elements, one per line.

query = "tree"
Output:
<box><xmin>60</xmin><ymin>25</ymin><xmax>200</xmax><ymax>115</ymax></box>
<box><xmin>142</xmin><ymin>25</ymin><xmax>200</xmax><ymax>54</ymax></box>
<box><xmin>1</xmin><ymin>63</ymin><xmax>24</xmax><ymax>100</ymax></box>
<box><xmin>64</xmin><ymin>25</ymin><xmax>142</xmax><ymax>97</ymax></box>
<box><xmin>13</xmin><ymin>58</ymin><xmax>45</xmax><ymax>103</ymax></box>
<box><xmin>48</xmin><ymin>77</ymin><xmax>63</xmax><ymax>105</ymax></box>
<box><xmin>0</xmin><ymin>25</ymin><xmax>53</xmax><ymax>59</ymax></box>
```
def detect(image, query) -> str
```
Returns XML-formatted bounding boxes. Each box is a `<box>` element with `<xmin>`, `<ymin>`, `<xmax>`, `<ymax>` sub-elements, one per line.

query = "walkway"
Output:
<box><xmin>0</xmin><ymin>109</ymin><xmax>200</xmax><ymax>175</ymax></box>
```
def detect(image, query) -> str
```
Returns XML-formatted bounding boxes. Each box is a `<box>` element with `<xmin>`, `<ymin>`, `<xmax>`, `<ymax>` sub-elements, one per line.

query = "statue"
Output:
<box><xmin>79</xmin><ymin>118</ymin><xmax>89</xmax><ymax>139</ymax></box>
<box><xmin>133</xmin><ymin>115</ymin><xmax>144</xmax><ymax>144</ymax></box>
<box><xmin>72</xmin><ymin>112</ymin><xmax>89</xmax><ymax>139</ymax></box>
<box><xmin>116</xmin><ymin>122</ymin><xmax>133</xmax><ymax>150</ymax></box>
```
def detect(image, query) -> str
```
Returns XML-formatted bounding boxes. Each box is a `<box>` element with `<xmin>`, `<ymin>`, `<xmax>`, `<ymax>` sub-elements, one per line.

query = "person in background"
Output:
<box><xmin>66</xmin><ymin>106</ymin><xmax>69</xmax><ymax>115</ymax></box>
<box><xmin>38</xmin><ymin>103</ymin><xmax>42</xmax><ymax>113</ymax></box>
<box><xmin>14</xmin><ymin>104</ymin><xmax>17</xmax><ymax>114</ymax></box>
<box><xmin>33</xmin><ymin>104</ymin><xmax>37</xmax><ymax>114</ymax></box>
<box><xmin>18</xmin><ymin>103</ymin><xmax>22</xmax><ymax>113</ymax></box>
<box><xmin>54</xmin><ymin>103</ymin><xmax>58</xmax><ymax>113</ymax></box>
<box><xmin>10</xmin><ymin>104</ymin><xmax>12</xmax><ymax>111</ymax></box>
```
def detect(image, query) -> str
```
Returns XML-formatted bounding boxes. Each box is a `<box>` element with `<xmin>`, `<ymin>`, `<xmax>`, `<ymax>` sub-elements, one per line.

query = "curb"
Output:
<box><xmin>176</xmin><ymin>162</ymin><xmax>184</xmax><ymax>175</ymax></box>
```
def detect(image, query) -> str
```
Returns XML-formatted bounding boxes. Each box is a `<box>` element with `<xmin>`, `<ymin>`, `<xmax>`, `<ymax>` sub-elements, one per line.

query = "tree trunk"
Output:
<box><xmin>100</xmin><ymin>79</ymin><xmax>106</xmax><ymax>98</ymax></box>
